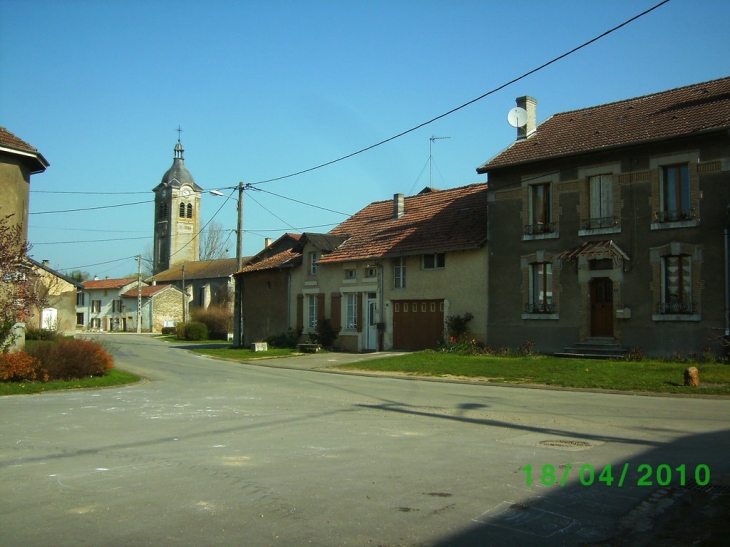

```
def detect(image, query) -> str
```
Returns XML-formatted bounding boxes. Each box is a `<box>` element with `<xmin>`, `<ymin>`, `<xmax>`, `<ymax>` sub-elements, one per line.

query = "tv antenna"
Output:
<box><xmin>429</xmin><ymin>136</ymin><xmax>450</xmax><ymax>188</ymax></box>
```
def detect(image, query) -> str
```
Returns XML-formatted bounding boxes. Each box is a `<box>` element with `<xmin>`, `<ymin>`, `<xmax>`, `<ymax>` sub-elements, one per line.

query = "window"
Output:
<box><xmin>179</xmin><ymin>203</ymin><xmax>186</xmax><ymax>217</ymax></box>
<box><xmin>423</xmin><ymin>253</ymin><xmax>445</xmax><ymax>269</ymax></box>
<box><xmin>307</xmin><ymin>294</ymin><xmax>318</xmax><ymax>329</ymax></box>
<box><xmin>527</xmin><ymin>263</ymin><xmax>554</xmax><ymax>313</ymax></box>
<box><xmin>112</xmin><ymin>299</ymin><xmax>123</xmax><ymax>312</ymax></box>
<box><xmin>110</xmin><ymin>317</ymin><xmax>121</xmax><ymax>331</ymax></box>
<box><xmin>393</xmin><ymin>257</ymin><xmax>406</xmax><ymax>289</ymax></box>
<box><xmin>91</xmin><ymin>300</ymin><xmax>101</xmax><ymax>313</ymax></box>
<box><xmin>76</xmin><ymin>292</ymin><xmax>85</xmax><ymax>306</ymax></box>
<box><xmin>528</xmin><ymin>183</ymin><xmax>552</xmax><ymax>234</ymax></box>
<box><xmin>76</xmin><ymin>313</ymin><xmax>85</xmax><ymax>326</ymax></box>
<box><xmin>346</xmin><ymin>294</ymin><xmax>357</xmax><ymax>329</ymax></box>
<box><xmin>91</xmin><ymin>318</ymin><xmax>101</xmax><ymax>329</ymax></box>
<box><xmin>187</xmin><ymin>203</ymin><xmax>193</xmax><ymax>219</ymax></box>
<box><xmin>309</xmin><ymin>252</ymin><xmax>318</xmax><ymax>275</ymax></box>
<box><xmin>345</xmin><ymin>269</ymin><xmax>356</xmax><ymax>279</ymax></box>
<box><xmin>660</xmin><ymin>255</ymin><xmax>693</xmax><ymax>313</ymax></box>
<box><xmin>365</xmin><ymin>267</ymin><xmax>377</xmax><ymax>278</ymax></box>
<box><xmin>660</xmin><ymin>164</ymin><xmax>691</xmax><ymax>221</ymax></box>
<box><xmin>587</xmin><ymin>174</ymin><xmax>614</xmax><ymax>229</ymax></box>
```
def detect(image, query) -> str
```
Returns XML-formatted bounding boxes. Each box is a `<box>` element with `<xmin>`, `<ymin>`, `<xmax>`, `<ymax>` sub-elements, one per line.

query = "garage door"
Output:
<box><xmin>392</xmin><ymin>300</ymin><xmax>444</xmax><ymax>350</ymax></box>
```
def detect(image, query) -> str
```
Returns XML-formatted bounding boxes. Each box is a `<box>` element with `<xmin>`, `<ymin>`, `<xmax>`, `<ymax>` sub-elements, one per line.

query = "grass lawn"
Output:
<box><xmin>190</xmin><ymin>347</ymin><xmax>298</xmax><ymax>360</ymax></box>
<box><xmin>334</xmin><ymin>352</ymin><xmax>730</xmax><ymax>395</ymax></box>
<box><xmin>0</xmin><ymin>369</ymin><xmax>140</xmax><ymax>396</ymax></box>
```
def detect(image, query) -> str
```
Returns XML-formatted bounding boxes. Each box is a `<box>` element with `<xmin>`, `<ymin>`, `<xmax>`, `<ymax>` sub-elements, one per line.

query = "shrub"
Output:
<box><xmin>0</xmin><ymin>351</ymin><xmax>45</xmax><ymax>382</ymax></box>
<box><xmin>161</xmin><ymin>326</ymin><xmax>177</xmax><ymax>336</ymax></box>
<box><xmin>25</xmin><ymin>328</ymin><xmax>59</xmax><ymax>341</ymax></box>
<box><xmin>517</xmin><ymin>340</ymin><xmax>536</xmax><ymax>357</ymax></box>
<box><xmin>184</xmin><ymin>322</ymin><xmax>208</xmax><ymax>341</ymax></box>
<box><xmin>445</xmin><ymin>312</ymin><xmax>474</xmax><ymax>342</ymax></box>
<box><xmin>175</xmin><ymin>322</ymin><xmax>187</xmax><ymax>340</ymax></box>
<box><xmin>308</xmin><ymin>319</ymin><xmax>338</xmax><ymax>348</ymax></box>
<box><xmin>191</xmin><ymin>307</ymin><xmax>233</xmax><ymax>339</ymax></box>
<box><xmin>25</xmin><ymin>338</ymin><xmax>113</xmax><ymax>380</ymax></box>
<box><xmin>624</xmin><ymin>346</ymin><xmax>645</xmax><ymax>362</ymax></box>
<box><xmin>266</xmin><ymin>328</ymin><xmax>301</xmax><ymax>349</ymax></box>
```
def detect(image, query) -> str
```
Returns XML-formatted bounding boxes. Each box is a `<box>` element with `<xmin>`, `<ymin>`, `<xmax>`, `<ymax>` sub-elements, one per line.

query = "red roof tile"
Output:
<box><xmin>83</xmin><ymin>278</ymin><xmax>138</xmax><ymax>290</ymax></box>
<box><xmin>0</xmin><ymin>127</ymin><xmax>39</xmax><ymax>151</ymax></box>
<box><xmin>239</xmin><ymin>249</ymin><xmax>302</xmax><ymax>273</ymax></box>
<box><xmin>318</xmin><ymin>183</ymin><xmax>489</xmax><ymax>264</ymax></box>
<box><xmin>478</xmin><ymin>76</ymin><xmax>730</xmax><ymax>172</ymax></box>
<box><xmin>120</xmin><ymin>284</ymin><xmax>178</xmax><ymax>298</ymax></box>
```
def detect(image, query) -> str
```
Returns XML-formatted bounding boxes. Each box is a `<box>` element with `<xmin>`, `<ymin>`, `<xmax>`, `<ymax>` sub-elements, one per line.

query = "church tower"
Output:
<box><xmin>152</xmin><ymin>138</ymin><xmax>203</xmax><ymax>274</ymax></box>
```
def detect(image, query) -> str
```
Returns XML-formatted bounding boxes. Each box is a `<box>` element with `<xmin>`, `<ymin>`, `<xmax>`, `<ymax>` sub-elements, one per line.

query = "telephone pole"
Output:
<box><xmin>136</xmin><ymin>255</ymin><xmax>142</xmax><ymax>333</ymax></box>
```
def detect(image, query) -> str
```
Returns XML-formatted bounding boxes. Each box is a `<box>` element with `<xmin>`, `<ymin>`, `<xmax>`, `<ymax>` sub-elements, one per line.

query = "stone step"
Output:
<box><xmin>555</xmin><ymin>339</ymin><xmax>628</xmax><ymax>359</ymax></box>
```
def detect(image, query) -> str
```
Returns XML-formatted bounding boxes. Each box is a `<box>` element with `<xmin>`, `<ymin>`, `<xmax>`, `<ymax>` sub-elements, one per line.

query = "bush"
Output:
<box><xmin>308</xmin><ymin>319</ymin><xmax>338</xmax><ymax>348</ymax></box>
<box><xmin>265</xmin><ymin>328</ymin><xmax>302</xmax><ymax>349</ymax></box>
<box><xmin>23</xmin><ymin>338</ymin><xmax>114</xmax><ymax>381</ymax></box>
<box><xmin>191</xmin><ymin>307</ymin><xmax>232</xmax><ymax>339</ymax></box>
<box><xmin>25</xmin><ymin>328</ymin><xmax>59</xmax><ymax>341</ymax></box>
<box><xmin>183</xmin><ymin>322</ymin><xmax>208</xmax><ymax>341</ymax></box>
<box><xmin>161</xmin><ymin>326</ymin><xmax>177</xmax><ymax>336</ymax></box>
<box><xmin>445</xmin><ymin>312</ymin><xmax>474</xmax><ymax>342</ymax></box>
<box><xmin>0</xmin><ymin>352</ymin><xmax>45</xmax><ymax>382</ymax></box>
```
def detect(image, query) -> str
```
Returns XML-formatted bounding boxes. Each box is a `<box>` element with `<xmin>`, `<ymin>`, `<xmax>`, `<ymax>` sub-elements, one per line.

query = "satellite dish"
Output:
<box><xmin>508</xmin><ymin>107</ymin><xmax>528</xmax><ymax>128</ymax></box>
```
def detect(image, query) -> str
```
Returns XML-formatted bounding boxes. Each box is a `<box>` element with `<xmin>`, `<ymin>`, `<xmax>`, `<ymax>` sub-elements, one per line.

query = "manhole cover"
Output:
<box><xmin>539</xmin><ymin>440</ymin><xmax>593</xmax><ymax>448</ymax></box>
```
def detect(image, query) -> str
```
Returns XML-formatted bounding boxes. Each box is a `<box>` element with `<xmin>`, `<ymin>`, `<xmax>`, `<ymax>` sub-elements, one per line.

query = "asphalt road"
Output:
<box><xmin>1</xmin><ymin>335</ymin><xmax>728</xmax><ymax>547</ymax></box>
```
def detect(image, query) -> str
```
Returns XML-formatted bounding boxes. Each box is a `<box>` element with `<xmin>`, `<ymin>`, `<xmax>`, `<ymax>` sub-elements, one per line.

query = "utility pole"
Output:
<box><xmin>136</xmin><ymin>254</ymin><xmax>142</xmax><ymax>333</ymax></box>
<box><xmin>181</xmin><ymin>264</ymin><xmax>187</xmax><ymax>324</ymax></box>
<box><xmin>234</xmin><ymin>182</ymin><xmax>244</xmax><ymax>347</ymax></box>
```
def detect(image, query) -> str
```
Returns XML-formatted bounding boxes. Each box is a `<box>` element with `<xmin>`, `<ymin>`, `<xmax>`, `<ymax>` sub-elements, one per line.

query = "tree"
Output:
<box><xmin>67</xmin><ymin>270</ymin><xmax>91</xmax><ymax>283</ymax></box>
<box><xmin>0</xmin><ymin>214</ymin><xmax>49</xmax><ymax>352</ymax></box>
<box><xmin>199</xmin><ymin>220</ymin><xmax>230</xmax><ymax>261</ymax></box>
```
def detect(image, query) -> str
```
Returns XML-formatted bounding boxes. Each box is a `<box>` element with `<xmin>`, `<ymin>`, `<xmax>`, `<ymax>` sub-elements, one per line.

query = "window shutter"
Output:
<box><xmin>296</xmin><ymin>294</ymin><xmax>304</xmax><ymax>331</ymax></box>
<box><xmin>356</xmin><ymin>293</ymin><xmax>363</xmax><ymax>332</ymax></box>
<box><xmin>330</xmin><ymin>293</ymin><xmax>342</xmax><ymax>332</ymax></box>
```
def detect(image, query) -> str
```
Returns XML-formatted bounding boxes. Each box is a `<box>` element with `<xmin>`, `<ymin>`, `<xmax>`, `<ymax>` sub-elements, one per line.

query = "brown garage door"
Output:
<box><xmin>392</xmin><ymin>300</ymin><xmax>444</xmax><ymax>350</ymax></box>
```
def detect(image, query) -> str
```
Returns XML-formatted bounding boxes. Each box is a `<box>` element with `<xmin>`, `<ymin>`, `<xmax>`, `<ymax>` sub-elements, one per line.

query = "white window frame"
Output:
<box><xmin>91</xmin><ymin>300</ymin><xmax>101</xmax><ymax>313</ymax></box>
<box><xmin>307</xmin><ymin>294</ymin><xmax>318</xmax><ymax>329</ymax></box>
<box><xmin>393</xmin><ymin>257</ymin><xmax>406</xmax><ymax>289</ymax></box>
<box><xmin>346</xmin><ymin>293</ymin><xmax>357</xmax><ymax>329</ymax></box>
<box><xmin>528</xmin><ymin>262</ymin><xmax>554</xmax><ymax>313</ymax></box>
<box><xmin>422</xmin><ymin>253</ymin><xmax>445</xmax><ymax>270</ymax></box>
<box><xmin>309</xmin><ymin>252</ymin><xmax>318</xmax><ymax>275</ymax></box>
<box><xmin>588</xmin><ymin>174</ymin><xmax>614</xmax><ymax>228</ymax></box>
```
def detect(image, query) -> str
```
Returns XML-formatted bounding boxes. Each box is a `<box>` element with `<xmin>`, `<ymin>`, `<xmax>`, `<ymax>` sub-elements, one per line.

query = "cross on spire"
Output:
<box><xmin>176</xmin><ymin>125</ymin><xmax>183</xmax><ymax>142</ymax></box>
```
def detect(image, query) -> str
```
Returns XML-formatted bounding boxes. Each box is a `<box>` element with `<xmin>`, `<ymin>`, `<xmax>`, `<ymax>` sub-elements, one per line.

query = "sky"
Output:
<box><xmin>1</xmin><ymin>0</ymin><xmax>729</xmax><ymax>279</ymax></box>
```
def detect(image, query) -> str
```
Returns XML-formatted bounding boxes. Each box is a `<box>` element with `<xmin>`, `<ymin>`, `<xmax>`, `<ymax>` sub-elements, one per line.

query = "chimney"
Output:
<box><xmin>151</xmin><ymin>280</ymin><xmax>157</xmax><ymax>286</ymax></box>
<box><xmin>42</xmin><ymin>259</ymin><xmax>50</xmax><ymax>267</ymax></box>
<box><xmin>265</xmin><ymin>237</ymin><xmax>272</xmax><ymax>248</ymax></box>
<box><xmin>515</xmin><ymin>96</ymin><xmax>537</xmax><ymax>141</ymax></box>
<box><xmin>393</xmin><ymin>193</ymin><xmax>405</xmax><ymax>219</ymax></box>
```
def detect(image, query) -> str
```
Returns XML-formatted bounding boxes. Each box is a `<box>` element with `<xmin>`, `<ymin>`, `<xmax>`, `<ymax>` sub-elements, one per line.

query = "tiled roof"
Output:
<box><xmin>478</xmin><ymin>76</ymin><xmax>730</xmax><ymax>172</ymax></box>
<box><xmin>0</xmin><ymin>127</ymin><xmax>49</xmax><ymax>173</ymax></box>
<box><xmin>148</xmin><ymin>257</ymin><xmax>248</xmax><ymax>282</ymax></box>
<box><xmin>120</xmin><ymin>283</ymin><xmax>179</xmax><ymax>298</ymax></box>
<box><xmin>318</xmin><ymin>183</ymin><xmax>489</xmax><ymax>264</ymax></box>
<box><xmin>83</xmin><ymin>278</ymin><xmax>138</xmax><ymax>290</ymax></box>
<box><xmin>295</xmin><ymin>233</ymin><xmax>348</xmax><ymax>253</ymax></box>
<box><xmin>239</xmin><ymin>249</ymin><xmax>302</xmax><ymax>273</ymax></box>
<box><xmin>0</xmin><ymin>127</ymin><xmax>38</xmax><ymax>151</ymax></box>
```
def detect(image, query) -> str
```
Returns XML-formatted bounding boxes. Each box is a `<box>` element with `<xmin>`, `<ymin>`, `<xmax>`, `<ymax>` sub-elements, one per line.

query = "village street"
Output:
<box><xmin>1</xmin><ymin>335</ymin><xmax>728</xmax><ymax>546</ymax></box>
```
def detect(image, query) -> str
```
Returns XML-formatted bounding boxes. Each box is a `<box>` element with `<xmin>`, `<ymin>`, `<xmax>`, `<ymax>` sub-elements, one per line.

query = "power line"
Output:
<box><xmin>245</xmin><ymin>0</ymin><xmax>670</xmax><ymax>187</ymax></box>
<box><xmin>29</xmin><ymin>199</ymin><xmax>153</xmax><ymax>215</ymax></box>
<box><xmin>251</xmin><ymin>187</ymin><xmax>352</xmax><ymax>216</ymax></box>
<box><xmin>32</xmin><ymin>236</ymin><xmax>150</xmax><ymax>245</ymax></box>
<box><xmin>30</xmin><ymin>190</ymin><xmax>149</xmax><ymax>195</ymax></box>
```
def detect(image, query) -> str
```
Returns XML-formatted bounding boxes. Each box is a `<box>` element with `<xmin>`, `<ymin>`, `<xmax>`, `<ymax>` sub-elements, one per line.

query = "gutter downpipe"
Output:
<box><xmin>725</xmin><ymin>205</ymin><xmax>730</xmax><ymax>336</ymax></box>
<box><xmin>375</xmin><ymin>261</ymin><xmax>385</xmax><ymax>351</ymax></box>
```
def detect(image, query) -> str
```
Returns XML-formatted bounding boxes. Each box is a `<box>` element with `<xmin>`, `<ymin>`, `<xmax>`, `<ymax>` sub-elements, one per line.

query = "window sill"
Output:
<box><xmin>578</xmin><ymin>226</ymin><xmax>621</xmax><ymax>237</ymax></box>
<box><xmin>342</xmin><ymin>278</ymin><xmax>357</xmax><ymax>284</ymax></box>
<box><xmin>522</xmin><ymin>313</ymin><xmax>560</xmax><ymax>320</ymax></box>
<box><xmin>522</xmin><ymin>232</ymin><xmax>560</xmax><ymax>242</ymax></box>
<box><xmin>650</xmin><ymin>220</ymin><xmax>700</xmax><ymax>230</ymax></box>
<box><xmin>363</xmin><ymin>278</ymin><xmax>378</xmax><ymax>284</ymax></box>
<box><xmin>652</xmin><ymin>314</ymin><xmax>701</xmax><ymax>322</ymax></box>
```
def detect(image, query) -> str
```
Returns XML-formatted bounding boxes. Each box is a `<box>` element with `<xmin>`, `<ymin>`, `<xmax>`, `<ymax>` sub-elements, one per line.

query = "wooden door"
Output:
<box><xmin>590</xmin><ymin>278</ymin><xmax>613</xmax><ymax>337</ymax></box>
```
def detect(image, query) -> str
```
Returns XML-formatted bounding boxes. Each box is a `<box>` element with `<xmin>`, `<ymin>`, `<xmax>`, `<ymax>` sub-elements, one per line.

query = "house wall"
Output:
<box><xmin>149</xmin><ymin>289</ymin><xmax>184</xmax><ymax>332</ymax></box>
<box><xmin>0</xmin><ymin>154</ymin><xmax>31</xmax><ymax>241</ymax></box>
<box><xmin>485</xmin><ymin>131</ymin><xmax>730</xmax><ymax>357</ymax></box>
<box><xmin>77</xmin><ymin>283</ymin><xmax>138</xmax><ymax>331</ymax></box>
<box><xmin>241</xmin><ymin>269</ymin><xmax>290</xmax><ymax>345</ymax></box>
<box><xmin>27</xmin><ymin>273</ymin><xmax>78</xmax><ymax>334</ymax></box>
<box><xmin>289</xmin><ymin>241</ymin><xmax>489</xmax><ymax>351</ymax></box>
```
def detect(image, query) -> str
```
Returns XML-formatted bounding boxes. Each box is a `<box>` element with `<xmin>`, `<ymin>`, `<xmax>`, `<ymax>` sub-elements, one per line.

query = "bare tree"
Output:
<box><xmin>199</xmin><ymin>220</ymin><xmax>230</xmax><ymax>261</ymax></box>
<box><xmin>0</xmin><ymin>214</ymin><xmax>49</xmax><ymax>352</ymax></box>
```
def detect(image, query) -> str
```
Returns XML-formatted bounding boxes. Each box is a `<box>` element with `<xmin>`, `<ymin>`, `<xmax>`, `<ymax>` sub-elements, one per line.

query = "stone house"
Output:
<box><xmin>290</xmin><ymin>184</ymin><xmax>490</xmax><ymax>351</ymax></box>
<box><xmin>476</xmin><ymin>76</ymin><xmax>730</xmax><ymax>357</ymax></box>
<box><xmin>77</xmin><ymin>278</ymin><xmax>140</xmax><ymax>331</ymax></box>
<box><xmin>120</xmin><ymin>283</ymin><xmax>184</xmax><ymax>332</ymax></box>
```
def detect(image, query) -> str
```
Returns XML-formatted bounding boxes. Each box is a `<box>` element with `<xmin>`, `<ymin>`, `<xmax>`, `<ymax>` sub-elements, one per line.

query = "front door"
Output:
<box><xmin>366</xmin><ymin>293</ymin><xmax>378</xmax><ymax>351</ymax></box>
<box><xmin>590</xmin><ymin>277</ymin><xmax>613</xmax><ymax>337</ymax></box>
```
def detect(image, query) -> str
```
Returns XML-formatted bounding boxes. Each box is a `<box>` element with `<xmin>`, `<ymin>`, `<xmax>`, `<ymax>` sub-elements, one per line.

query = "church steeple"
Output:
<box><xmin>152</xmin><ymin>131</ymin><xmax>203</xmax><ymax>274</ymax></box>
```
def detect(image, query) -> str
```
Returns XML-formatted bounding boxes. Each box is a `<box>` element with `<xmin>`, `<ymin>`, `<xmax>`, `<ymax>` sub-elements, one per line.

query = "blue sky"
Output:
<box><xmin>1</xmin><ymin>0</ymin><xmax>729</xmax><ymax>278</ymax></box>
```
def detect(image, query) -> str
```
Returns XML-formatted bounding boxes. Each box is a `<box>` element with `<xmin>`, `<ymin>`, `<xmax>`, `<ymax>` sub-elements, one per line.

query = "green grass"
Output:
<box><xmin>334</xmin><ymin>352</ymin><xmax>730</xmax><ymax>395</ymax></box>
<box><xmin>0</xmin><ymin>368</ymin><xmax>140</xmax><ymax>396</ymax></box>
<box><xmin>190</xmin><ymin>347</ymin><xmax>298</xmax><ymax>360</ymax></box>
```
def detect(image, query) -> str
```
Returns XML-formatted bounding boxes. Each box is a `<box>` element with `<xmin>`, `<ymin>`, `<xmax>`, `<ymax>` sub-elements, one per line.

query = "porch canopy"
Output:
<box><xmin>557</xmin><ymin>240</ymin><xmax>631</xmax><ymax>264</ymax></box>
